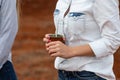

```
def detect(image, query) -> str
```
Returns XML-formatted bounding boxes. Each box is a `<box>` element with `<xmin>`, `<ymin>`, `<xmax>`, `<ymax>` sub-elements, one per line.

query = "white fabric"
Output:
<box><xmin>54</xmin><ymin>0</ymin><xmax>120</xmax><ymax>80</ymax></box>
<box><xmin>0</xmin><ymin>0</ymin><xmax>18</xmax><ymax>69</ymax></box>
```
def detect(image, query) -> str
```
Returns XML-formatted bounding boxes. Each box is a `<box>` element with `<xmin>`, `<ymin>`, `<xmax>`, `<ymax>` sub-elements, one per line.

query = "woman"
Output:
<box><xmin>43</xmin><ymin>0</ymin><xmax>120</xmax><ymax>80</ymax></box>
<box><xmin>0</xmin><ymin>0</ymin><xmax>18</xmax><ymax>80</ymax></box>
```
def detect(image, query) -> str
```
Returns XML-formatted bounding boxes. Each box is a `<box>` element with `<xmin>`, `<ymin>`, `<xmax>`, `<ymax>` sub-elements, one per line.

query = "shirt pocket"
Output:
<box><xmin>67</xmin><ymin>12</ymin><xmax>86</xmax><ymax>36</ymax></box>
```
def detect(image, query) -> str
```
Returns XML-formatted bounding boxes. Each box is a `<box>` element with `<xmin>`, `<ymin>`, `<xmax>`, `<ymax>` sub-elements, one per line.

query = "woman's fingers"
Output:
<box><xmin>45</xmin><ymin>34</ymin><xmax>50</xmax><ymax>38</ymax></box>
<box><xmin>46</xmin><ymin>42</ymin><xmax>59</xmax><ymax>50</ymax></box>
<box><xmin>50</xmin><ymin>51</ymin><xmax>60</xmax><ymax>57</ymax></box>
<box><xmin>43</xmin><ymin>37</ymin><xmax>50</xmax><ymax>43</ymax></box>
<box><xmin>46</xmin><ymin>41</ymin><xmax>61</xmax><ymax>54</ymax></box>
<box><xmin>43</xmin><ymin>34</ymin><xmax>51</xmax><ymax>43</ymax></box>
<box><xmin>48</xmin><ymin>46</ymin><xmax>60</xmax><ymax>54</ymax></box>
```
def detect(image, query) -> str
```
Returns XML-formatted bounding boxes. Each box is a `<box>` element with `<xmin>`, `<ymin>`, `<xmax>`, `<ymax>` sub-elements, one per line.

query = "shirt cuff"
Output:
<box><xmin>89</xmin><ymin>38</ymin><xmax>109</xmax><ymax>58</ymax></box>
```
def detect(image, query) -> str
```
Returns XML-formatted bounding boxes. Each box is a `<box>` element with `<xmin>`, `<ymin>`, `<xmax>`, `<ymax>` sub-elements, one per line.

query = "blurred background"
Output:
<box><xmin>12</xmin><ymin>0</ymin><xmax>120</xmax><ymax>80</ymax></box>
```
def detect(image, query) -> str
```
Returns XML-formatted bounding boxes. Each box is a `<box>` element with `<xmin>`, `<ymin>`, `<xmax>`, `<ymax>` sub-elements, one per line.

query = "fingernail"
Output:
<box><xmin>48</xmin><ymin>40</ymin><xmax>51</xmax><ymax>43</ymax></box>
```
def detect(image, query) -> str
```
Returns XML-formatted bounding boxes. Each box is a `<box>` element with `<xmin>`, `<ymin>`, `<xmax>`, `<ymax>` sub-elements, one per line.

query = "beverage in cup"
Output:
<box><xmin>49</xmin><ymin>34</ymin><xmax>65</xmax><ymax>43</ymax></box>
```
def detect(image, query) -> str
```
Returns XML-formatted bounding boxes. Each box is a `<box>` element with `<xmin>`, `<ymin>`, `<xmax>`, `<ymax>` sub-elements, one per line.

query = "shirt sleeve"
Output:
<box><xmin>89</xmin><ymin>0</ymin><xmax>120</xmax><ymax>58</ymax></box>
<box><xmin>0</xmin><ymin>0</ymin><xmax>18</xmax><ymax>68</ymax></box>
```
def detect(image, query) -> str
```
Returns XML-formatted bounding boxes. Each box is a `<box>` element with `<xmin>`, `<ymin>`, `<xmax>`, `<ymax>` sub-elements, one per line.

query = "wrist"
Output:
<box><xmin>68</xmin><ymin>47</ymin><xmax>77</xmax><ymax>58</ymax></box>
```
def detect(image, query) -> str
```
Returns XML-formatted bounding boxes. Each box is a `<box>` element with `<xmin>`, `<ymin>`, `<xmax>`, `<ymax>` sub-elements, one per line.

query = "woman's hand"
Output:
<box><xmin>43</xmin><ymin>34</ymin><xmax>95</xmax><ymax>58</ymax></box>
<box><xmin>45</xmin><ymin>41</ymin><xmax>74</xmax><ymax>59</ymax></box>
<box><xmin>43</xmin><ymin>34</ymin><xmax>51</xmax><ymax>43</ymax></box>
<box><xmin>43</xmin><ymin>34</ymin><xmax>74</xmax><ymax>58</ymax></box>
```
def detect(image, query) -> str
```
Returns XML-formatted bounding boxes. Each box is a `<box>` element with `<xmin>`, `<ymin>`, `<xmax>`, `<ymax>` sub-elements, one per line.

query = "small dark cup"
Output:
<box><xmin>49</xmin><ymin>34</ymin><xmax>65</xmax><ymax>43</ymax></box>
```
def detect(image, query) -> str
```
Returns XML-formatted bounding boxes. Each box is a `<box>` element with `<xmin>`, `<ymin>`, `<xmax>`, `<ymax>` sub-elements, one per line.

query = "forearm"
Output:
<box><xmin>70</xmin><ymin>44</ymin><xmax>95</xmax><ymax>57</ymax></box>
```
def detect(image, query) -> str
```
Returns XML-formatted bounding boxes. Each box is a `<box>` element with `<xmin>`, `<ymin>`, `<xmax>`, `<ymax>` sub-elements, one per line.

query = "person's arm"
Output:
<box><xmin>72</xmin><ymin>0</ymin><xmax>120</xmax><ymax>58</ymax></box>
<box><xmin>0</xmin><ymin>0</ymin><xmax>18</xmax><ymax>68</ymax></box>
<box><xmin>46</xmin><ymin>0</ymin><xmax>120</xmax><ymax>59</ymax></box>
<box><xmin>88</xmin><ymin>0</ymin><xmax>120</xmax><ymax>58</ymax></box>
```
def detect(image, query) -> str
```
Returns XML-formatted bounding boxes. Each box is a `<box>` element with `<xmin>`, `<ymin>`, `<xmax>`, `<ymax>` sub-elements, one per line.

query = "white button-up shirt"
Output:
<box><xmin>0</xmin><ymin>0</ymin><xmax>18</xmax><ymax>69</ymax></box>
<box><xmin>54</xmin><ymin>0</ymin><xmax>120</xmax><ymax>80</ymax></box>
